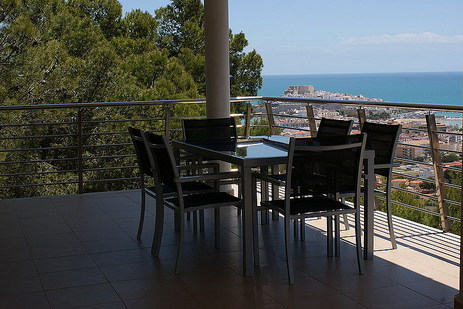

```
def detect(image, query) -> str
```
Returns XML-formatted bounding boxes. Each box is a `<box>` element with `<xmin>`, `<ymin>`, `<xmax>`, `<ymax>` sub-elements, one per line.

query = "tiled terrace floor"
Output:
<box><xmin>0</xmin><ymin>190</ymin><xmax>459</xmax><ymax>308</ymax></box>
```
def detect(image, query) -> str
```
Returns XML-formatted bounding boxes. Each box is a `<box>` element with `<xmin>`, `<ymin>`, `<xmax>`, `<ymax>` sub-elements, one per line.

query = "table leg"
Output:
<box><xmin>364</xmin><ymin>152</ymin><xmax>375</xmax><ymax>260</ymax></box>
<box><xmin>242</xmin><ymin>167</ymin><xmax>254</xmax><ymax>276</ymax></box>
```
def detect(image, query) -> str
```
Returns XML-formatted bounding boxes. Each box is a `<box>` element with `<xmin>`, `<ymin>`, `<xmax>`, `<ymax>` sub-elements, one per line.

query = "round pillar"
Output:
<box><xmin>204</xmin><ymin>0</ymin><xmax>230</xmax><ymax>119</ymax></box>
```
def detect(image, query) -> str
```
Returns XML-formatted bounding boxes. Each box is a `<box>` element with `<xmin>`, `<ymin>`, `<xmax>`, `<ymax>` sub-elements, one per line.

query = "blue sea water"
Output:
<box><xmin>258</xmin><ymin>71</ymin><xmax>463</xmax><ymax>107</ymax></box>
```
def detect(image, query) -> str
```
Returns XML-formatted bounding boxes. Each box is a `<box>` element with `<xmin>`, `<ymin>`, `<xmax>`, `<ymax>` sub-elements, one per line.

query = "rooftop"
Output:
<box><xmin>0</xmin><ymin>190</ymin><xmax>458</xmax><ymax>308</ymax></box>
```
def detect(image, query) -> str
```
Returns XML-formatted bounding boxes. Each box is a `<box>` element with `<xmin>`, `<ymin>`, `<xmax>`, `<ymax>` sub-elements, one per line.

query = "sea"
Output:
<box><xmin>258</xmin><ymin>71</ymin><xmax>462</xmax><ymax>107</ymax></box>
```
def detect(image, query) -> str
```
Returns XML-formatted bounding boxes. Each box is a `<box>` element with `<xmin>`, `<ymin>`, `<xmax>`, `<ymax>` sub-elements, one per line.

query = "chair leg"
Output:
<box><xmin>151</xmin><ymin>195</ymin><xmax>164</xmax><ymax>256</ymax></box>
<box><xmin>174</xmin><ymin>211</ymin><xmax>185</xmax><ymax>274</ymax></box>
<box><xmin>200</xmin><ymin>210</ymin><xmax>205</xmax><ymax>232</ymax></box>
<box><xmin>293</xmin><ymin>219</ymin><xmax>299</xmax><ymax>239</ymax></box>
<box><xmin>334</xmin><ymin>215</ymin><xmax>341</xmax><ymax>257</ymax></box>
<box><xmin>386</xmin><ymin>175</ymin><xmax>398</xmax><ymax>249</ymax></box>
<box><xmin>214</xmin><ymin>208</ymin><xmax>220</xmax><ymax>249</ymax></box>
<box><xmin>354</xmin><ymin>212</ymin><xmax>364</xmax><ymax>275</ymax></box>
<box><xmin>252</xmin><ymin>177</ymin><xmax>260</xmax><ymax>266</ymax></box>
<box><xmin>192</xmin><ymin>211</ymin><xmax>198</xmax><ymax>232</ymax></box>
<box><xmin>284</xmin><ymin>217</ymin><xmax>294</xmax><ymax>285</ymax></box>
<box><xmin>300</xmin><ymin>218</ymin><xmax>305</xmax><ymax>241</ymax></box>
<box><xmin>340</xmin><ymin>198</ymin><xmax>350</xmax><ymax>230</ymax></box>
<box><xmin>137</xmin><ymin>190</ymin><xmax>145</xmax><ymax>240</ymax></box>
<box><xmin>326</xmin><ymin>216</ymin><xmax>334</xmax><ymax>257</ymax></box>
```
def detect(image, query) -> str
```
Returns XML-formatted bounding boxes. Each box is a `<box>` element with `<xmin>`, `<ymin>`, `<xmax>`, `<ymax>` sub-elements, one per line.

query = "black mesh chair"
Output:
<box><xmin>182</xmin><ymin>117</ymin><xmax>241</xmax><ymax>214</ymax></box>
<box><xmin>141</xmin><ymin>131</ymin><xmax>242</xmax><ymax>273</ymax></box>
<box><xmin>340</xmin><ymin>122</ymin><xmax>402</xmax><ymax>249</ymax></box>
<box><xmin>254</xmin><ymin>134</ymin><xmax>366</xmax><ymax>284</ymax></box>
<box><xmin>183</xmin><ymin>117</ymin><xmax>238</xmax><ymax>144</ymax></box>
<box><xmin>256</xmin><ymin>118</ymin><xmax>353</xmax><ymax>233</ymax></box>
<box><xmin>128</xmin><ymin>127</ymin><xmax>214</xmax><ymax>240</ymax></box>
<box><xmin>317</xmin><ymin>118</ymin><xmax>353</xmax><ymax>138</ymax></box>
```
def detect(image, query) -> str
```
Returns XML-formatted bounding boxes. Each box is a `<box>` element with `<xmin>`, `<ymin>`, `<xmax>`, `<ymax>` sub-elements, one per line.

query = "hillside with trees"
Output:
<box><xmin>0</xmin><ymin>0</ymin><xmax>263</xmax><ymax>198</ymax></box>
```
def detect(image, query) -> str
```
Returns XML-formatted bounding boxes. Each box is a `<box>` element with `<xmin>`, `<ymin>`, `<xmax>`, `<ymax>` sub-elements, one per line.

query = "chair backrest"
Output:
<box><xmin>361</xmin><ymin>122</ymin><xmax>401</xmax><ymax>176</ymax></box>
<box><xmin>317</xmin><ymin>118</ymin><xmax>353</xmax><ymax>138</ymax></box>
<box><xmin>286</xmin><ymin>134</ymin><xmax>366</xmax><ymax>200</ymax></box>
<box><xmin>141</xmin><ymin>131</ymin><xmax>178</xmax><ymax>189</ymax></box>
<box><xmin>182</xmin><ymin>117</ymin><xmax>237</xmax><ymax>144</ymax></box>
<box><xmin>127</xmin><ymin>127</ymin><xmax>151</xmax><ymax>176</ymax></box>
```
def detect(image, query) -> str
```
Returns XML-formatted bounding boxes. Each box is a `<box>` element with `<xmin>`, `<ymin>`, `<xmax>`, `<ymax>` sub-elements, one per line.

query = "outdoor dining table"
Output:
<box><xmin>173</xmin><ymin>135</ymin><xmax>375</xmax><ymax>276</ymax></box>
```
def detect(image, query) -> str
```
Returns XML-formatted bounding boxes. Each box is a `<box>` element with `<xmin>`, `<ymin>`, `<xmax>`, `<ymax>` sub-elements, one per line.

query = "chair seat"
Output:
<box><xmin>166</xmin><ymin>191</ymin><xmax>242</xmax><ymax>210</ymax></box>
<box><xmin>261</xmin><ymin>195</ymin><xmax>355</xmax><ymax>216</ymax></box>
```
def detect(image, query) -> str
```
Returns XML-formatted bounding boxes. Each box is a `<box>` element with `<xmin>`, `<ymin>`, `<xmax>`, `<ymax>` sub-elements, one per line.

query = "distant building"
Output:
<box><xmin>284</xmin><ymin>85</ymin><xmax>315</xmax><ymax>96</ymax></box>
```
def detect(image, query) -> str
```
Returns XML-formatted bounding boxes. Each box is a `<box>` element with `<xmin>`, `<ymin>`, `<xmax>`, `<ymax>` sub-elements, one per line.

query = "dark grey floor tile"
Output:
<box><xmin>29</xmin><ymin>243</ymin><xmax>87</xmax><ymax>259</ymax></box>
<box><xmin>45</xmin><ymin>283</ymin><xmax>120</xmax><ymax>308</ymax></box>
<box><xmin>0</xmin><ymin>273</ymin><xmax>43</xmax><ymax>295</ymax></box>
<box><xmin>91</xmin><ymin>249</ymin><xmax>153</xmax><ymax>267</ymax></box>
<box><xmin>22</xmin><ymin>223</ymin><xmax>73</xmax><ymax>238</ymax></box>
<box><xmin>81</xmin><ymin>237</ymin><xmax>139</xmax><ymax>253</ymax></box>
<box><xmin>26</xmin><ymin>232</ymin><xmax>81</xmax><ymax>247</ymax></box>
<box><xmin>100</xmin><ymin>261</ymin><xmax>169</xmax><ymax>282</ymax></box>
<box><xmin>0</xmin><ymin>260</ymin><xmax>37</xmax><ymax>276</ymax></box>
<box><xmin>111</xmin><ymin>276</ymin><xmax>186</xmax><ymax>301</ymax></box>
<box><xmin>40</xmin><ymin>268</ymin><xmax>107</xmax><ymax>290</ymax></box>
<box><xmin>19</xmin><ymin>216</ymin><xmax>67</xmax><ymax>227</ymax></box>
<box><xmin>35</xmin><ymin>255</ymin><xmax>97</xmax><ymax>274</ymax></box>
<box><xmin>124</xmin><ymin>295</ymin><xmax>203</xmax><ymax>309</ymax></box>
<box><xmin>0</xmin><ymin>291</ymin><xmax>50</xmax><ymax>309</ymax></box>
<box><xmin>75</xmin><ymin>301</ymin><xmax>126</xmax><ymax>309</ymax></box>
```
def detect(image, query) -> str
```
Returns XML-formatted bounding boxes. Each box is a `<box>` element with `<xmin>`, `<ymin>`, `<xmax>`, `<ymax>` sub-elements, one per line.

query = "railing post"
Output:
<box><xmin>357</xmin><ymin>108</ymin><xmax>366</xmax><ymax>130</ymax></box>
<box><xmin>305</xmin><ymin>104</ymin><xmax>317</xmax><ymax>137</ymax></box>
<box><xmin>165</xmin><ymin>104</ymin><xmax>171</xmax><ymax>139</ymax></box>
<box><xmin>426</xmin><ymin>114</ymin><xmax>451</xmax><ymax>232</ymax></box>
<box><xmin>244</xmin><ymin>103</ymin><xmax>252</xmax><ymax>138</ymax></box>
<box><xmin>457</xmin><ymin>159</ymin><xmax>463</xmax><ymax>309</ymax></box>
<box><xmin>265</xmin><ymin>102</ymin><xmax>276</xmax><ymax>135</ymax></box>
<box><xmin>77</xmin><ymin>108</ymin><xmax>84</xmax><ymax>194</ymax></box>
<box><xmin>457</xmin><ymin>117</ymin><xmax>463</xmax><ymax>309</ymax></box>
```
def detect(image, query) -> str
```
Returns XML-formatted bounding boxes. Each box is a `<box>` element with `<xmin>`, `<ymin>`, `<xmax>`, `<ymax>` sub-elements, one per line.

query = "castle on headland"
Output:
<box><xmin>283</xmin><ymin>85</ymin><xmax>383</xmax><ymax>102</ymax></box>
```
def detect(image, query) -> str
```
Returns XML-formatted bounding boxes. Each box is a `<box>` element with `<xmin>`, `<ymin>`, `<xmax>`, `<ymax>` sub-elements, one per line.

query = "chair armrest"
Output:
<box><xmin>178</xmin><ymin>162</ymin><xmax>219</xmax><ymax>172</ymax></box>
<box><xmin>174</xmin><ymin>171</ymin><xmax>241</xmax><ymax>183</ymax></box>
<box><xmin>252</xmin><ymin>172</ymin><xmax>286</xmax><ymax>186</ymax></box>
<box><xmin>374</xmin><ymin>163</ymin><xmax>399</xmax><ymax>169</ymax></box>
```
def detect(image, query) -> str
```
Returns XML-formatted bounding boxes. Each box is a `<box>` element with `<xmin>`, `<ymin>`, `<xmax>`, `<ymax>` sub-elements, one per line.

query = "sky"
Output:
<box><xmin>118</xmin><ymin>0</ymin><xmax>463</xmax><ymax>75</ymax></box>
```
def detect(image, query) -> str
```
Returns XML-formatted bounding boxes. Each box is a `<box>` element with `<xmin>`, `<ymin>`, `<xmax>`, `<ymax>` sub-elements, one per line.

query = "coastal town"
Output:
<box><xmin>254</xmin><ymin>85</ymin><xmax>462</xmax><ymax>195</ymax></box>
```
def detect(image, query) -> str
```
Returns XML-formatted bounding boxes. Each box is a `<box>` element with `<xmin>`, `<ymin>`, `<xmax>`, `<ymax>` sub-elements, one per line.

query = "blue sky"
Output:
<box><xmin>118</xmin><ymin>0</ymin><xmax>463</xmax><ymax>75</ymax></box>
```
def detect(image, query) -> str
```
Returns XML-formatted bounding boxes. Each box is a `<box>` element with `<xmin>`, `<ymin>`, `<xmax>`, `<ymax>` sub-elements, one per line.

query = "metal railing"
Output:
<box><xmin>1</xmin><ymin>96</ymin><xmax>461</xmax><ymax>233</ymax></box>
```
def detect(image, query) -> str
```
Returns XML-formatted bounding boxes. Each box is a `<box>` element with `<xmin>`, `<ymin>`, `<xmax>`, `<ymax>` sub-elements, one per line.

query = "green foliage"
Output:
<box><xmin>441</xmin><ymin>152</ymin><xmax>460</xmax><ymax>163</ymax></box>
<box><xmin>1</xmin><ymin>0</ymin><xmax>264</xmax><ymax>199</ymax></box>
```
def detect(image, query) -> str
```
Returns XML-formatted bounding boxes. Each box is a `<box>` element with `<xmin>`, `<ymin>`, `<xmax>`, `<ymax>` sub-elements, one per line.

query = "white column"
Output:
<box><xmin>204</xmin><ymin>0</ymin><xmax>230</xmax><ymax>119</ymax></box>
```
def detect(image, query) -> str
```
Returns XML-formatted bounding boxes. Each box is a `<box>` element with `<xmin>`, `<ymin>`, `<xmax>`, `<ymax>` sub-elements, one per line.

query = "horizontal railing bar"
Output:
<box><xmin>0</xmin><ymin>97</ymin><xmax>261</xmax><ymax>111</ymax></box>
<box><xmin>0</xmin><ymin>158</ymin><xmax>78</xmax><ymax>165</ymax></box>
<box><xmin>387</xmin><ymin>198</ymin><xmax>441</xmax><ymax>216</ymax></box>
<box><xmin>397</xmin><ymin>142</ymin><xmax>430</xmax><ymax>150</ymax></box>
<box><xmin>0</xmin><ymin>181</ymin><xmax>78</xmax><ymax>189</ymax></box>
<box><xmin>263</xmin><ymin>96</ymin><xmax>463</xmax><ymax>112</ymax></box>
<box><xmin>0</xmin><ymin>134</ymin><xmax>77</xmax><ymax>140</ymax></box>
<box><xmin>82</xmin><ymin>143</ymin><xmax>131</xmax><ymax>149</ymax></box>
<box><xmin>0</xmin><ymin>169</ymin><xmax>77</xmax><ymax>177</ymax></box>
<box><xmin>82</xmin><ymin>154</ymin><xmax>133</xmax><ymax>160</ymax></box>
<box><xmin>392</xmin><ymin>185</ymin><xmax>439</xmax><ymax>200</ymax></box>
<box><xmin>0</xmin><ymin>146</ymin><xmax>79</xmax><ymax>153</ymax></box>
<box><xmin>83</xmin><ymin>118</ymin><xmax>164</xmax><ymax>124</ymax></box>
<box><xmin>395</xmin><ymin>157</ymin><xmax>434</xmax><ymax>166</ymax></box>
<box><xmin>0</xmin><ymin>121</ymin><xmax>77</xmax><ymax>127</ymax></box>
<box><xmin>82</xmin><ymin>165</ymin><xmax>137</xmax><ymax>172</ymax></box>
<box><xmin>392</xmin><ymin>171</ymin><xmax>436</xmax><ymax>183</ymax></box>
<box><xmin>84</xmin><ymin>177</ymin><xmax>138</xmax><ymax>183</ymax></box>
